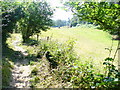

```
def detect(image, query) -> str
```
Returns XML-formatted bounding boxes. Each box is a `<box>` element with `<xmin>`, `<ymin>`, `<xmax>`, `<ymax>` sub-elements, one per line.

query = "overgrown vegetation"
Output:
<box><xmin>1</xmin><ymin>0</ymin><xmax>120</xmax><ymax>89</ymax></box>
<box><xmin>40</xmin><ymin>26</ymin><xmax>118</xmax><ymax>68</ymax></box>
<box><xmin>1</xmin><ymin>0</ymin><xmax>53</xmax><ymax>88</ymax></box>
<box><xmin>1</xmin><ymin>1</ymin><xmax>53</xmax><ymax>44</ymax></box>
<box><xmin>28</xmin><ymin>37</ymin><xmax>119</xmax><ymax>88</ymax></box>
<box><xmin>2</xmin><ymin>27</ymin><xmax>119</xmax><ymax>88</ymax></box>
<box><xmin>2</xmin><ymin>58</ymin><xmax>13</xmax><ymax>87</ymax></box>
<box><xmin>35</xmin><ymin>39</ymin><xmax>77</xmax><ymax>65</ymax></box>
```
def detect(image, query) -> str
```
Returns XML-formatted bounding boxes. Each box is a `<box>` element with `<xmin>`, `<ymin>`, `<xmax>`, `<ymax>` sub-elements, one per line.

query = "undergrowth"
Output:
<box><xmin>2</xmin><ymin>34</ymin><xmax>120</xmax><ymax>88</ymax></box>
<box><xmin>2</xmin><ymin>58</ymin><xmax>13</xmax><ymax>88</ymax></box>
<box><xmin>29</xmin><ymin>37</ymin><xmax>120</xmax><ymax>88</ymax></box>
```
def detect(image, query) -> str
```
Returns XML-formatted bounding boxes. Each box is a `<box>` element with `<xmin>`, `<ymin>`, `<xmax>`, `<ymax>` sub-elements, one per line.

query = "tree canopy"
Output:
<box><xmin>53</xmin><ymin>19</ymin><xmax>67</xmax><ymax>27</ymax></box>
<box><xmin>1</xmin><ymin>1</ymin><xmax>53</xmax><ymax>43</ymax></box>
<box><xmin>64</xmin><ymin>1</ymin><xmax>120</xmax><ymax>37</ymax></box>
<box><xmin>1</xmin><ymin>1</ymin><xmax>24</xmax><ymax>45</ymax></box>
<box><xmin>17</xmin><ymin>1</ymin><xmax>53</xmax><ymax>42</ymax></box>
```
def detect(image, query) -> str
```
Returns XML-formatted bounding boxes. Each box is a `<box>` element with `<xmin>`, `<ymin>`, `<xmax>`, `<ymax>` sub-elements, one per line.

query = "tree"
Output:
<box><xmin>64</xmin><ymin>1</ymin><xmax>120</xmax><ymax>38</ymax></box>
<box><xmin>70</xmin><ymin>15</ymin><xmax>80</xmax><ymax>27</ymax></box>
<box><xmin>64</xmin><ymin>0</ymin><xmax>120</xmax><ymax>77</ymax></box>
<box><xmin>1</xmin><ymin>1</ymin><xmax>24</xmax><ymax>45</ymax></box>
<box><xmin>53</xmin><ymin>19</ymin><xmax>67</xmax><ymax>28</ymax></box>
<box><xmin>17</xmin><ymin>1</ymin><xmax>53</xmax><ymax>42</ymax></box>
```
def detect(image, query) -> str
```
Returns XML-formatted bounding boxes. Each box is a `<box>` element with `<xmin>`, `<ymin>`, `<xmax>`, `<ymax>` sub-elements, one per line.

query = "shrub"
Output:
<box><xmin>35</xmin><ymin>39</ymin><xmax>78</xmax><ymax>68</ymax></box>
<box><xmin>31</xmin><ymin>37</ymin><xmax>119</xmax><ymax>88</ymax></box>
<box><xmin>2</xmin><ymin>58</ymin><xmax>13</xmax><ymax>88</ymax></box>
<box><xmin>31</xmin><ymin>67</ymin><xmax>38</xmax><ymax>75</ymax></box>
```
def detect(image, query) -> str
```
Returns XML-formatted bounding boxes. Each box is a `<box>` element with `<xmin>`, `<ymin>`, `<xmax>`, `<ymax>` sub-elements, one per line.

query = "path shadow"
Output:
<box><xmin>22</xmin><ymin>38</ymin><xmax>38</xmax><ymax>46</ymax></box>
<box><xmin>2</xmin><ymin>44</ymin><xmax>38</xmax><ymax>88</ymax></box>
<box><xmin>3</xmin><ymin>44</ymin><xmax>38</xmax><ymax>64</ymax></box>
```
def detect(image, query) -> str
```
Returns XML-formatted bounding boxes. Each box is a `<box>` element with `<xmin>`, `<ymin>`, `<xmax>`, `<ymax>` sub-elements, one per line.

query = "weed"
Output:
<box><xmin>31</xmin><ymin>67</ymin><xmax>38</xmax><ymax>75</ymax></box>
<box><xmin>2</xmin><ymin>58</ymin><xmax>13</xmax><ymax>87</ymax></box>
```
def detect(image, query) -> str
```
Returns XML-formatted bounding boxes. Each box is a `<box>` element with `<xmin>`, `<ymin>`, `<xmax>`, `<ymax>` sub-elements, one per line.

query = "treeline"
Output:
<box><xmin>52</xmin><ymin>16</ymin><xmax>88</xmax><ymax>28</ymax></box>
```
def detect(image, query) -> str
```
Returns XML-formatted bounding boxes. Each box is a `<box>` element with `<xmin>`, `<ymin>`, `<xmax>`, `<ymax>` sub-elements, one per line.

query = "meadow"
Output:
<box><xmin>4</xmin><ymin>25</ymin><xmax>119</xmax><ymax>88</ymax></box>
<box><xmin>2</xmin><ymin>1</ymin><xmax>120</xmax><ymax>88</ymax></box>
<box><xmin>39</xmin><ymin>26</ymin><xmax>118</xmax><ymax>72</ymax></box>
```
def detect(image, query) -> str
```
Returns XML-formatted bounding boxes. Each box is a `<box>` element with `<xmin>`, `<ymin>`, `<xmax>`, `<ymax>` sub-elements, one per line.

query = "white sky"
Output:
<box><xmin>46</xmin><ymin>0</ymin><xmax>73</xmax><ymax>20</ymax></box>
<box><xmin>11</xmin><ymin>0</ymin><xmax>73</xmax><ymax>20</ymax></box>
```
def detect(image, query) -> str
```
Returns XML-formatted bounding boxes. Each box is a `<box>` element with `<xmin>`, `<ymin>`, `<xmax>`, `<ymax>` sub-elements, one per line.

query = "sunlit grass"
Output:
<box><xmin>39</xmin><ymin>26</ymin><xmax>118</xmax><ymax>72</ymax></box>
<box><xmin>7</xmin><ymin>26</ymin><xmax>118</xmax><ymax>73</ymax></box>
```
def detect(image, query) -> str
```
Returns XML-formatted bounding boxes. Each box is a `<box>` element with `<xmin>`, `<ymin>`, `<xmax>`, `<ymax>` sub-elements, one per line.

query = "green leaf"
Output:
<box><xmin>105</xmin><ymin>57</ymin><xmax>114</xmax><ymax>61</ymax></box>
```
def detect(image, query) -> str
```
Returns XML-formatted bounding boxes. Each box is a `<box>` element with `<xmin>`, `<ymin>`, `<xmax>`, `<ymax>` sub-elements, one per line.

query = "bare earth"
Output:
<box><xmin>10</xmin><ymin>36</ymin><xmax>32</xmax><ymax>88</ymax></box>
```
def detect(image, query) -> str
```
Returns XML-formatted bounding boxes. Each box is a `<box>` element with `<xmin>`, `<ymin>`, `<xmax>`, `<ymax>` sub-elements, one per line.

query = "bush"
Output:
<box><xmin>31</xmin><ymin>67</ymin><xmax>38</xmax><ymax>75</ymax></box>
<box><xmin>35</xmin><ymin>39</ymin><xmax>78</xmax><ymax>68</ymax></box>
<box><xmin>52</xmin><ymin>60</ymin><xmax>119</xmax><ymax>88</ymax></box>
<box><xmin>31</xmin><ymin>37</ymin><xmax>119</xmax><ymax>88</ymax></box>
<box><xmin>2</xmin><ymin>58</ymin><xmax>13</xmax><ymax>88</ymax></box>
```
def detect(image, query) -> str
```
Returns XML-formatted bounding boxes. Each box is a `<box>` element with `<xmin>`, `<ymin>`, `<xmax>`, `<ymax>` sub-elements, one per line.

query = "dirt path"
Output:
<box><xmin>8</xmin><ymin>35</ymin><xmax>64</xmax><ymax>88</ymax></box>
<box><xmin>10</xmin><ymin>35</ymin><xmax>32</xmax><ymax>88</ymax></box>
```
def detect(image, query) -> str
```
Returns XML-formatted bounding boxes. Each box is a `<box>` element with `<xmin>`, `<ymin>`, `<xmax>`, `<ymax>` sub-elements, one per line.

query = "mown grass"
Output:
<box><xmin>37</xmin><ymin>26</ymin><xmax>118</xmax><ymax>73</ymax></box>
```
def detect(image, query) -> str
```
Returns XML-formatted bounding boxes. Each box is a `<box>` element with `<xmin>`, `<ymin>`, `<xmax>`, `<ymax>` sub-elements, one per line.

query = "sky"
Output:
<box><xmin>9</xmin><ymin>0</ymin><xmax>73</xmax><ymax>20</ymax></box>
<box><xmin>46</xmin><ymin>0</ymin><xmax>73</xmax><ymax>21</ymax></box>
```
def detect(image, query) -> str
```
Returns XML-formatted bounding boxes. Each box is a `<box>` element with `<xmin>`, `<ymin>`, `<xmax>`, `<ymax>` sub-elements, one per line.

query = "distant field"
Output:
<box><xmin>39</xmin><ymin>26</ymin><xmax>118</xmax><ymax>72</ymax></box>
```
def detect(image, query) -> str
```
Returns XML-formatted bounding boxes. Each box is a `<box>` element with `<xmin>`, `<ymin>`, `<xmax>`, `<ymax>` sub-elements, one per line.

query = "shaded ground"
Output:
<box><xmin>6</xmin><ymin>34</ymin><xmax>64</xmax><ymax>88</ymax></box>
<box><xmin>8</xmin><ymin>35</ymin><xmax>33</xmax><ymax>88</ymax></box>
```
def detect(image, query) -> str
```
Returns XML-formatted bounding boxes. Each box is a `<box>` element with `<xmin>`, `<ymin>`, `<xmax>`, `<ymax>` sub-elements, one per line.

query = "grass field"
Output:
<box><xmin>7</xmin><ymin>26</ymin><xmax>118</xmax><ymax>72</ymax></box>
<box><xmin>5</xmin><ymin>26</ymin><xmax>119</xmax><ymax>87</ymax></box>
<box><xmin>38</xmin><ymin>26</ymin><xmax>118</xmax><ymax>72</ymax></box>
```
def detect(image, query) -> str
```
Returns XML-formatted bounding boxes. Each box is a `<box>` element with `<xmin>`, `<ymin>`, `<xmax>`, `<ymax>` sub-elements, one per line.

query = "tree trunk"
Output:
<box><xmin>22</xmin><ymin>36</ymin><xmax>26</xmax><ymax>43</ymax></box>
<box><xmin>37</xmin><ymin>34</ymin><xmax>39</xmax><ymax>42</ymax></box>
<box><xmin>118</xmin><ymin>40</ymin><xmax>120</xmax><ymax>82</ymax></box>
<box><xmin>22</xmin><ymin>35</ymin><xmax>29</xmax><ymax>43</ymax></box>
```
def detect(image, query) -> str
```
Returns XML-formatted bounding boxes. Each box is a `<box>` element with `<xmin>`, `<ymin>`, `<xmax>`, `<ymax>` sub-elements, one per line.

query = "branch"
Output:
<box><xmin>109</xmin><ymin>39</ymin><xmax>114</xmax><ymax>57</ymax></box>
<box><xmin>113</xmin><ymin>40</ymin><xmax>120</xmax><ymax>60</ymax></box>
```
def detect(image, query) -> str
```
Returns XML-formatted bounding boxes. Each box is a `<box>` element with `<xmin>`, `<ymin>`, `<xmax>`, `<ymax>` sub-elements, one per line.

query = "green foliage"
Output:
<box><xmin>70</xmin><ymin>15</ymin><xmax>80</xmax><ymax>27</ymax></box>
<box><xmin>29</xmin><ymin>38</ymin><xmax>79</xmax><ymax>87</ymax></box>
<box><xmin>31</xmin><ymin>67</ymin><xmax>38</xmax><ymax>75</ymax></box>
<box><xmin>24</xmin><ymin>39</ymin><xmax>38</xmax><ymax>46</ymax></box>
<box><xmin>53</xmin><ymin>19</ymin><xmax>67</xmax><ymax>27</ymax></box>
<box><xmin>30</xmin><ymin>76</ymin><xmax>40</xmax><ymax>88</ymax></box>
<box><xmin>64</xmin><ymin>2</ymin><xmax>120</xmax><ymax>37</ymax></box>
<box><xmin>35</xmin><ymin>38</ymin><xmax>77</xmax><ymax>67</ymax></box>
<box><xmin>1</xmin><ymin>1</ymin><xmax>24</xmax><ymax>45</ymax></box>
<box><xmin>52</xmin><ymin>58</ymin><xmax>119</xmax><ymax>88</ymax></box>
<box><xmin>1</xmin><ymin>1</ymin><xmax>53</xmax><ymax>44</ymax></box>
<box><xmin>2</xmin><ymin>58</ymin><xmax>13</xmax><ymax>87</ymax></box>
<box><xmin>103</xmin><ymin>57</ymin><xmax>119</xmax><ymax>78</ymax></box>
<box><xmin>29</xmin><ymin>61</ymin><xmax>36</xmax><ymax>65</ymax></box>
<box><xmin>17</xmin><ymin>1</ymin><xmax>53</xmax><ymax>42</ymax></box>
<box><xmin>31</xmin><ymin>37</ymin><xmax>119</xmax><ymax>88</ymax></box>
